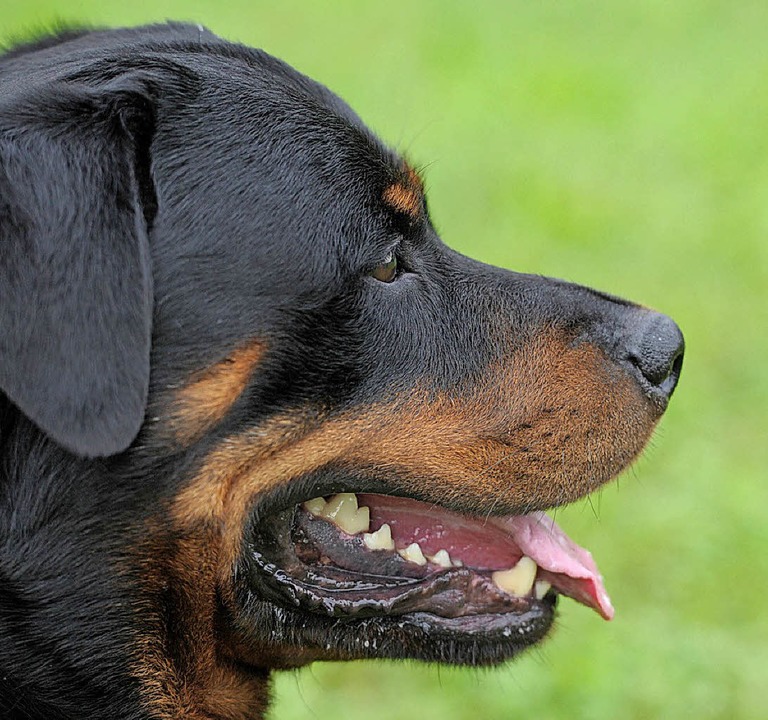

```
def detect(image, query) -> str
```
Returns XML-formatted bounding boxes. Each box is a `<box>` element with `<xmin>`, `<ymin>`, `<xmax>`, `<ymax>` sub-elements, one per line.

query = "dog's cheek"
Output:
<box><xmin>458</xmin><ymin>331</ymin><xmax>659</xmax><ymax>508</ymax></box>
<box><xmin>128</xmin><ymin>411</ymin><xmax>324</xmax><ymax>717</ymax></box>
<box><xmin>130</xmin><ymin>515</ymin><xmax>271</xmax><ymax>719</ymax></box>
<box><xmin>327</xmin><ymin>331</ymin><xmax>658</xmax><ymax>512</ymax></box>
<box><xmin>125</xmin><ymin>328</ymin><xmax>656</xmax><ymax>713</ymax></box>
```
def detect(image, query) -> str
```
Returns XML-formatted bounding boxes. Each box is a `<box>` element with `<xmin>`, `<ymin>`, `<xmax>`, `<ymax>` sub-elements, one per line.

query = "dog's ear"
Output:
<box><xmin>0</xmin><ymin>72</ymin><xmax>159</xmax><ymax>457</ymax></box>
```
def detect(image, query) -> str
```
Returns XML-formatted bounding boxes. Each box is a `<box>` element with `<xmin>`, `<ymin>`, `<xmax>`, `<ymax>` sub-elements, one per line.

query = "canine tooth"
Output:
<box><xmin>427</xmin><ymin>549</ymin><xmax>453</xmax><ymax>568</ymax></box>
<box><xmin>321</xmin><ymin>493</ymin><xmax>370</xmax><ymax>535</ymax></box>
<box><xmin>398</xmin><ymin>542</ymin><xmax>427</xmax><ymax>566</ymax></box>
<box><xmin>492</xmin><ymin>556</ymin><xmax>538</xmax><ymax>597</ymax></box>
<box><xmin>363</xmin><ymin>523</ymin><xmax>394</xmax><ymax>551</ymax></box>
<box><xmin>452</xmin><ymin>557</ymin><xmax>464</xmax><ymax>567</ymax></box>
<box><xmin>534</xmin><ymin>580</ymin><xmax>552</xmax><ymax>600</ymax></box>
<box><xmin>303</xmin><ymin>497</ymin><xmax>326</xmax><ymax>516</ymax></box>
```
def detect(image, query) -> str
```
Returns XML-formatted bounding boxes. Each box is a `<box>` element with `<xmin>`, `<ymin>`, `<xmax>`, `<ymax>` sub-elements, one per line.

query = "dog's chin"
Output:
<box><xmin>231</xmin><ymin>487</ymin><xmax>613</xmax><ymax>668</ymax></box>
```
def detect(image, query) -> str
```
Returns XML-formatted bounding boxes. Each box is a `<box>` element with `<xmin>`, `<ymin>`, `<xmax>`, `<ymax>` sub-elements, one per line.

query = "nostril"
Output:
<box><xmin>627</xmin><ymin>313</ymin><xmax>685</xmax><ymax>399</ymax></box>
<box><xmin>662</xmin><ymin>349</ymin><xmax>684</xmax><ymax>396</ymax></box>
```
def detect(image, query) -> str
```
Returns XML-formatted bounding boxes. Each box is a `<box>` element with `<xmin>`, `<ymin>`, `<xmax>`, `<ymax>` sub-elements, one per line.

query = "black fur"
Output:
<box><xmin>0</xmin><ymin>24</ymin><xmax>683</xmax><ymax>719</ymax></box>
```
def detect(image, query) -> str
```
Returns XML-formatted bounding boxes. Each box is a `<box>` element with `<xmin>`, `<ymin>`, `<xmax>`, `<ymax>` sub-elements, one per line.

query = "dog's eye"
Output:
<box><xmin>370</xmin><ymin>251</ymin><xmax>398</xmax><ymax>283</ymax></box>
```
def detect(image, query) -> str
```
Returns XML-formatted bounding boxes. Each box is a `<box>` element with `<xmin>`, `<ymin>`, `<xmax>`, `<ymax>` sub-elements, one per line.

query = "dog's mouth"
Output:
<box><xmin>241</xmin><ymin>490</ymin><xmax>612</xmax><ymax>665</ymax></box>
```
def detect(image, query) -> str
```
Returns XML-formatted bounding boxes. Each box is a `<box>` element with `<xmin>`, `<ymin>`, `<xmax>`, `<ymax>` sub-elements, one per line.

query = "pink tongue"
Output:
<box><xmin>358</xmin><ymin>495</ymin><xmax>614</xmax><ymax>621</ymax></box>
<box><xmin>489</xmin><ymin>512</ymin><xmax>614</xmax><ymax>621</ymax></box>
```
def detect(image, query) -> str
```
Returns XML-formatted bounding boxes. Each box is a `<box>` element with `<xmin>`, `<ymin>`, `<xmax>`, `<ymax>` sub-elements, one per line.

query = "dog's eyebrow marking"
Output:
<box><xmin>383</xmin><ymin>165</ymin><xmax>424</xmax><ymax>219</ymax></box>
<box><xmin>168</xmin><ymin>340</ymin><xmax>265</xmax><ymax>445</ymax></box>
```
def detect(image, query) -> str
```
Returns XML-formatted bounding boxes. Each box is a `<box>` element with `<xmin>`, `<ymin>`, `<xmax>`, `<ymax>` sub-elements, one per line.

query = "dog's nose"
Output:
<box><xmin>625</xmin><ymin>312</ymin><xmax>684</xmax><ymax>401</ymax></box>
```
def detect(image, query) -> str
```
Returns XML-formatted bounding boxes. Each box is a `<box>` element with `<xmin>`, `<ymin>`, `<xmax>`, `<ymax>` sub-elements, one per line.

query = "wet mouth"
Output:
<box><xmin>242</xmin><ymin>491</ymin><xmax>612</xmax><ymax>661</ymax></box>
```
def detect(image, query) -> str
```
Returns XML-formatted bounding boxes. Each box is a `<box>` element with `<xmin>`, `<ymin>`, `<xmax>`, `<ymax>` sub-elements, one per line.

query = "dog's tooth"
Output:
<box><xmin>427</xmin><ymin>549</ymin><xmax>453</xmax><ymax>568</ymax></box>
<box><xmin>348</xmin><ymin>505</ymin><xmax>370</xmax><ymax>535</ymax></box>
<box><xmin>321</xmin><ymin>493</ymin><xmax>370</xmax><ymax>535</ymax></box>
<box><xmin>534</xmin><ymin>579</ymin><xmax>552</xmax><ymax>600</ymax></box>
<box><xmin>320</xmin><ymin>493</ymin><xmax>357</xmax><ymax>520</ymax></box>
<box><xmin>492</xmin><ymin>556</ymin><xmax>538</xmax><ymax>597</ymax></box>
<box><xmin>303</xmin><ymin>497</ymin><xmax>326</xmax><ymax>516</ymax></box>
<box><xmin>398</xmin><ymin>542</ymin><xmax>428</xmax><ymax>566</ymax></box>
<box><xmin>362</xmin><ymin>523</ymin><xmax>394</xmax><ymax>551</ymax></box>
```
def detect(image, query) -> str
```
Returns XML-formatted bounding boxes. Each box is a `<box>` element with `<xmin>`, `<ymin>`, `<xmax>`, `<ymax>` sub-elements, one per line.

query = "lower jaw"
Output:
<box><xmin>235</xmin><ymin>508</ymin><xmax>559</xmax><ymax>666</ymax></box>
<box><xmin>231</xmin><ymin>589</ymin><xmax>557</xmax><ymax>667</ymax></box>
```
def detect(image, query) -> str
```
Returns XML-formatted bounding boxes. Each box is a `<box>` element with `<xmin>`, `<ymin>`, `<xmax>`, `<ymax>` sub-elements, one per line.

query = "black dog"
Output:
<box><xmin>0</xmin><ymin>23</ymin><xmax>683</xmax><ymax>720</ymax></box>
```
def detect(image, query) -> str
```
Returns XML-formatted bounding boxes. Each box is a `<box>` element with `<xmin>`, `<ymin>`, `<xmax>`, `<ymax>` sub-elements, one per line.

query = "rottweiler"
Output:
<box><xmin>0</xmin><ymin>23</ymin><xmax>684</xmax><ymax>720</ymax></box>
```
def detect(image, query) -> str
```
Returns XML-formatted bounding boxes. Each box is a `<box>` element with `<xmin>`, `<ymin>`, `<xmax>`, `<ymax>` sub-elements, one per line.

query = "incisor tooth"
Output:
<box><xmin>303</xmin><ymin>497</ymin><xmax>326</xmax><ymax>516</ymax></box>
<box><xmin>427</xmin><ymin>549</ymin><xmax>453</xmax><ymax>568</ymax></box>
<box><xmin>321</xmin><ymin>493</ymin><xmax>370</xmax><ymax>535</ymax></box>
<box><xmin>492</xmin><ymin>556</ymin><xmax>538</xmax><ymax>597</ymax></box>
<box><xmin>363</xmin><ymin>523</ymin><xmax>394</xmax><ymax>551</ymax></box>
<box><xmin>534</xmin><ymin>580</ymin><xmax>552</xmax><ymax>600</ymax></box>
<box><xmin>398</xmin><ymin>542</ymin><xmax>427</xmax><ymax>566</ymax></box>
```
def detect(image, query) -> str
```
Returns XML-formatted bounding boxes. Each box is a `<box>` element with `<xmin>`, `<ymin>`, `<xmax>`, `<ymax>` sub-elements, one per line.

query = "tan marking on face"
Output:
<box><xmin>133</xmin><ymin>520</ymin><xmax>271</xmax><ymax>720</ymax></box>
<box><xmin>383</xmin><ymin>165</ymin><xmax>424</xmax><ymax>219</ymax></box>
<box><xmin>383</xmin><ymin>183</ymin><xmax>421</xmax><ymax>218</ymax></box>
<box><xmin>167</xmin><ymin>341</ymin><xmax>265</xmax><ymax>445</ymax></box>
<box><xmin>135</xmin><ymin>331</ymin><xmax>658</xmax><ymax>712</ymax></box>
<box><xmin>167</xmin><ymin>331</ymin><xmax>657</xmax><ymax>574</ymax></box>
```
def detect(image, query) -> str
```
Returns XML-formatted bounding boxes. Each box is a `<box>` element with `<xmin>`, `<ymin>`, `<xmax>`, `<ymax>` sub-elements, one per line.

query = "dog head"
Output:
<box><xmin>0</xmin><ymin>24</ymin><xmax>683</xmax><ymax>720</ymax></box>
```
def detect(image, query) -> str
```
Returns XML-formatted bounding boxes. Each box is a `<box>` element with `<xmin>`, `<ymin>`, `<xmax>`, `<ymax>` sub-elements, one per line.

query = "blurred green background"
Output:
<box><xmin>3</xmin><ymin>2</ymin><xmax>766</xmax><ymax>718</ymax></box>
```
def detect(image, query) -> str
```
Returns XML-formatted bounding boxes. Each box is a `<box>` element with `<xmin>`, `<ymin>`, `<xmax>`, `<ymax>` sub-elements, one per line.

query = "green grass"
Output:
<box><xmin>4</xmin><ymin>2</ymin><xmax>766</xmax><ymax>718</ymax></box>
